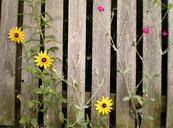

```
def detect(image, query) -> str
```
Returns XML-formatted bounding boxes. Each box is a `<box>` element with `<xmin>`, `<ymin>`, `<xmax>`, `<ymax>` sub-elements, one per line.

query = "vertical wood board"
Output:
<box><xmin>91</xmin><ymin>0</ymin><xmax>111</xmax><ymax>127</ymax></box>
<box><xmin>166</xmin><ymin>0</ymin><xmax>173</xmax><ymax>127</ymax></box>
<box><xmin>116</xmin><ymin>0</ymin><xmax>136</xmax><ymax>128</ymax></box>
<box><xmin>21</xmin><ymin>0</ymin><xmax>40</xmax><ymax>125</ymax></box>
<box><xmin>0</xmin><ymin>0</ymin><xmax>18</xmax><ymax>125</ymax></box>
<box><xmin>44</xmin><ymin>0</ymin><xmax>63</xmax><ymax>127</ymax></box>
<box><xmin>67</xmin><ymin>0</ymin><xmax>86</xmax><ymax>124</ymax></box>
<box><xmin>142</xmin><ymin>1</ymin><xmax>162</xmax><ymax>127</ymax></box>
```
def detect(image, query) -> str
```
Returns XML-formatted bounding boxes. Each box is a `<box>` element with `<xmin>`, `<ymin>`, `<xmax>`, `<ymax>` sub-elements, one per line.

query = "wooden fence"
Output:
<box><xmin>0</xmin><ymin>0</ymin><xmax>173</xmax><ymax>127</ymax></box>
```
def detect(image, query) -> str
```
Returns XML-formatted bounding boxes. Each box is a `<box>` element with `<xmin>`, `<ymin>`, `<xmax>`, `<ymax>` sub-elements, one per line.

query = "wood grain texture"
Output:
<box><xmin>166</xmin><ymin>0</ymin><xmax>173</xmax><ymax>127</ymax></box>
<box><xmin>91</xmin><ymin>0</ymin><xmax>111</xmax><ymax>127</ymax></box>
<box><xmin>67</xmin><ymin>0</ymin><xmax>86</xmax><ymax>124</ymax></box>
<box><xmin>0</xmin><ymin>0</ymin><xmax>18</xmax><ymax>125</ymax></box>
<box><xmin>44</xmin><ymin>0</ymin><xmax>63</xmax><ymax>127</ymax></box>
<box><xmin>21</xmin><ymin>0</ymin><xmax>40</xmax><ymax>125</ymax></box>
<box><xmin>116</xmin><ymin>0</ymin><xmax>136</xmax><ymax>128</ymax></box>
<box><xmin>141</xmin><ymin>1</ymin><xmax>162</xmax><ymax>127</ymax></box>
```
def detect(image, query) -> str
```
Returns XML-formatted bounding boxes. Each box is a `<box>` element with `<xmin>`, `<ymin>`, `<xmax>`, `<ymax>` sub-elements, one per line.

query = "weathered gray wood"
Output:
<box><xmin>91</xmin><ymin>0</ymin><xmax>111</xmax><ymax>127</ymax></box>
<box><xmin>141</xmin><ymin>1</ymin><xmax>162</xmax><ymax>127</ymax></box>
<box><xmin>44</xmin><ymin>0</ymin><xmax>63</xmax><ymax>127</ymax></box>
<box><xmin>21</xmin><ymin>0</ymin><xmax>40</xmax><ymax>125</ymax></box>
<box><xmin>67</xmin><ymin>0</ymin><xmax>86</xmax><ymax>125</ymax></box>
<box><xmin>116</xmin><ymin>0</ymin><xmax>136</xmax><ymax>128</ymax></box>
<box><xmin>0</xmin><ymin>0</ymin><xmax>18</xmax><ymax>125</ymax></box>
<box><xmin>166</xmin><ymin>0</ymin><xmax>173</xmax><ymax>127</ymax></box>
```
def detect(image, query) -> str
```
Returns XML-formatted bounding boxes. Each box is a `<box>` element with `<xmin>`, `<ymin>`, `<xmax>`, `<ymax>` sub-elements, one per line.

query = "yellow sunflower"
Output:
<box><xmin>34</xmin><ymin>50</ymin><xmax>53</xmax><ymax>69</ymax></box>
<box><xmin>8</xmin><ymin>27</ymin><xmax>24</xmax><ymax>43</ymax></box>
<box><xmin>95</xmin><ymin>96</ymin><xmax>113</xmax><ymax>115</ymax></box>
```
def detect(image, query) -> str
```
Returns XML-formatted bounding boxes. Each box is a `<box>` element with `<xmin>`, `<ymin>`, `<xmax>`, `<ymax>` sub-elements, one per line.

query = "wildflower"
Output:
<box><xmin>8</xmin><ymin>27</ymin><xmax>24</xmax><ymax>43</ymax></box>
<box><xmin>162</xmin><ymin>30</ymin><xmax>168</xmax><ymax>36</ymax></box>
<box><xmin>95</xmin><ymin>96</ymin><xmax>113</xmax><ymax>115</ymax></box>
<box><xmin>142</xmin><ymin>27</ymin><xmax>150</xmax><ymax>34</ymax></box>
<box><xmin>97</xmin><ymin>5</ymin><xmax>105</xmax><ymax>12</ymax></box>
<box><xmin>34</xmin><ymin>50</ymin><xmax>53</xmax><ymax>69</ymax></box>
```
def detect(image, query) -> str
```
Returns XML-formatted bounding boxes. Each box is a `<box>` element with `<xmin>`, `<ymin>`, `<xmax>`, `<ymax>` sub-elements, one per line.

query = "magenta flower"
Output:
<box><xmin>142</xmin><ymin>27</ymin><xmax>150</xmax><ymax>34</ymax></box>
<box><xmin>97</xmin><ymin>5</ymin><xmax>105</xmax><ymax>12</ymax></box>
<box><xmin>162</xmin><ymin>31</ymin><xmax>168</xmax><ymax>36</ymax></box>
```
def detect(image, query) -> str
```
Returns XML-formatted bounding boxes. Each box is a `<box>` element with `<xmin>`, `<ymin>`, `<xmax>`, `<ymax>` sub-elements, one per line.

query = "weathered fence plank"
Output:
<box><xmin>141</xmin><ymin>1</ymin><xmax>162</xmax><ymax>127</ymax></box>
<box><xmin>44</xmin><ymin>0</ymin><xmax>63</xmax><ymax>127</ymax></box>
<box><xmin>21</xmin><ymin>0</ymin><xmax>40</xmax><ymax>125</ymax></box>
<box><xmin>91</xmin><ymin>0</ymin><xmax>111</xmax><ymax>127</ymax></box>
<box><xmin>116</xmin><ymin>0</ymin><xmax>136</xmax><ymax>128</ymax></box>
<box><xmin>0</xmin><ymin>0</ymin><xmax>18</xmax><ymax>125</ymax></box>
<box><xmin>166</xmin><ymin>0</ymin><xmax>173</xmax><ymax>127</ymax></box>
<box><xmin>67</xmin><ymin>0</ymin><xmax>86</xmax><ymax>125</ymax></box>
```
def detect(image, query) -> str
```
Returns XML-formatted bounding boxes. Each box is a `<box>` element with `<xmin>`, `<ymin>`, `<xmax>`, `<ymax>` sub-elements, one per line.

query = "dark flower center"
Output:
<box><xmin>14</xmin><ymin>33</ymin><xmax>19</xmax><ymax>37</ymax></box>
<box><xmin>42</xmin><ymin>58</ymin><xmax>47</xmax><ymax>62</ymax></box>
<box><xmin>102</xmin><ymin>103</ymin><xmax>107</xmax><ymax>108</ymax></box>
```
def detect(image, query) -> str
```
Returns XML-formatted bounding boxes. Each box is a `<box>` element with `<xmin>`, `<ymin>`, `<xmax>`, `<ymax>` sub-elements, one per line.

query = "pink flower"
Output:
<box><xmin>97</xmin><ymin>5</ymin><xmax>105</xmax><ymax>12</ymax></box>
<box><xmin>142</xmin><ymin>27</ymin><xmax>150</xmax><ymax>34</ymax></box>
<box><xmin>162</xmin><ymin>31</ymin><xmax>168</xmax><ymax>36</ymax></box>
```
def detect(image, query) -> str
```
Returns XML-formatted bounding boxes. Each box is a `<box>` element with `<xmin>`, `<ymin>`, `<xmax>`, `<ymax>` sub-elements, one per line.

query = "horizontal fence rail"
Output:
<box><xmin>0</xmin><ymin>0</ymin><xmax>172</xmax><ymax>127</ymax></box>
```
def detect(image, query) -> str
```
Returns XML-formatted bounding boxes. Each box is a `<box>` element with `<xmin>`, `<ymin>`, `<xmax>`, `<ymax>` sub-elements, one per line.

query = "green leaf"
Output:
<box><xmin>136</xmin><ymin>108</ymin><xmax>144</xmax><ymax>113</ymax></box>
<box><xmin>144</xmin><ymin>116</ymin><xmax>154</xmax><ymax>121</ymax></box>
<box><xmin>31</xmin><ymin>118</ymin><xmax>38</xmax><ymax>128</ymax></box>
<box><xmin>24</xmin><ymin>66</ymin><xmax>42</xmax><ymax>78</ymax></box>
<box><xmin>27</xmin><ymin>100</ymin><xmax>40</xmax><ymax>108</ymax></box>
<box><xmin>143</xmin><ymin>98</ymin><xmax>155</xmax><ymax>106</ymax></box>
<box><xmin>170</xmin><ymin>44</ymin><xmax>173</xmax><ymax>48</ymax></box>
<box><xmin>167</xmin><ymin>3</ymin><xmax>173</xmax><ymax>10</ymax></box>
<box><xmin>59</xmin><ymin>112</ymin><xmax>65</xmax><ymax>123</ymax></box>
<box><xmin>45</xmin><ymin>35</ymin><xmax>56</xmax><ymax>40</ymax></box>
<box><xmin>153</xmin><ymin>0</ymin><xmax>158</xmax><ymax>5</ymax></box>
<box><xmin>132</xmin><ymin>95</ymin><xmax>144</xmax><ymax>106</ymax></box>
<box><xmin>149</xmin><ymin>98</ymin><xmax>156</xmax><ymax>102</ymax></box>
<box><xmin>76</xmin><ymin>111</ymin><xmax>84</xmax><ymax>124</ymax></box>
<box><xmin>47</xmin><ymin>46</ymin><xmax>59</xmax><ymax>53</ymax></box>
<box><xmin>19</xmin><ymin>116</ymin><xmax>28</xmax><ymax>124</ymax></box>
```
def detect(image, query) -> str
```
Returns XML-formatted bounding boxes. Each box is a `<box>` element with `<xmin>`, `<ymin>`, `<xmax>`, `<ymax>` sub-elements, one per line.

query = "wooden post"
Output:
<box><xmin>44</xmin><ymin>0</ymin><xmax>63</xmax><ymax>127</ymax></box>
<box><xmin>67</xmin><ymin>0</ymin><xmax>86</xmax><ymax>126</ymax></box>
<box><xmin>0</xmin><ymin>0</ymin><xmax>18</xmax><ymax>125</ymax></box>
<box><xmin>91</xmin><ymin>0</ymin><xmax>111</xmax><ymax>127</ymax></box>
<box><xmin>166</xmin><ymin>0</ymin><xmax>173</xmax><ymax>127</ymax></box>
<box><xmin>116</xmin><ymin>0</ymin><xmax>136</xmax><ymax>128</ymax></box>
<box><xmin>21</xmin><ymin>0</ymin><xmax>40</xmax><ymax>126</ymax></box>
<box><xmin>141</xmin><ymin>0</ymin><xmax>162</xmax><ymax>127</ymax></box>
